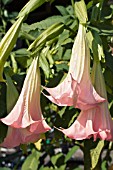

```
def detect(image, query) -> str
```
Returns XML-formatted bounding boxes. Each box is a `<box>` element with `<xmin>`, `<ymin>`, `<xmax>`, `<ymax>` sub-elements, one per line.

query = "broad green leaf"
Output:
<box><xmin>106</xmin><ymin>52</ymin><xmax>113</xmax><ymax>73</ymax></box>
<box><xmin>0</xmin><ymin>168</ymin><xmax>11</xmax><ymax>170</ymax></box>
<box><xmin>22</xmin><ymin>16</ymin><xmax>68</xmax><ymax>33</ymax></box>
<box><xmin>14</xmin><ymin>48</ymin><xmax>31</xmax><ymax>56</ymax></box>
<box><xmin>54</xmin><ymin>46</ymin><xmax>64</xmax><ymax>61</ymax></box>
<box><xmin>1</xmin><ymin>0</ymin><xmax>12</xmax><ymax>5</ymax></box>
<box><xmin>55</xmin><ymin>62</ymin><xmax>69</xmax><ymax>72</ymax></box>
<box><xmin>39</xmin><ymin>53</ymin><xmax>50</xmax><ymax>78</ymax></box>
<box><xmin>14</xmin><ymin>49</ymin><xmax>31</xmax><ymax>68</ymax></box>
<box><xmin>0</xmin><ymin>83</ymin><xmax>7</xmax><ymax>117</ymax></box>
<box><xmin>18</xmin><ymin>0</ymin><xmax>47</xmax><ymax>18</ymax></box>
<box><xmin>74</xmin><ymin>0</ymin><xmax>88</xmax><ymax>24</ymax></box>
<box><xmin>28</xmin><ymin>23</ymin><xmax>64</xmax><ymax>54</ymax></box>
<box><xmin>51</xmin><ymin>153</ymin><xmax>64</xmax><ymax>166</ymax></box>
<box><xmin>73</xmin><ymin>168</ymin><xmax>82</xmax><ymax>170</ymax></box>
<box><xmin>0</xmin><ymin>122</ymin><xmax>8</xmax><ymax>143</ymax></box>
<box><xmin>5</xmin><ymin>73</ymin><xmax>19</xmax><ymax>113</ymax></box>
<box><xmin>22</xmin><ymin>149</ymin><xmax>41</xmax><ymax>170</ymax></box>
<box><xmin>101</xmin><ymin>160</ymin><xmax>107</xmax><ymax>170</ymax></box>
<box><xmin>87</xmin><ymin>31</ymin><xmax>105</xmax><ymax>61</ymax></box>
<box><xmin>56</xmin><ymin>6</ymin><xmax>69</xmax><ymax>16</ymax></box>
<box><xmin>57</xmin><ymin>30</ymin><xmax>70</xmax><ymax>46</ymax></box>
<box><xmin>0</xmin><ymin>17</ymin><xmax>24</xmax><ymax>81</ymax></box>
<box><xmin>104</xmin><ymin>69</ymin><xmax>113</xmax><ymax>88</ymax></box>
<box><xmin>39</xmin><ymin>166</ymin><xmax>53</xmax><ymax>170</ymax></box>
<box><xmin>90</xmin><ymin>3</ymin><xmax>100</xmax><ymax>22</ymax></box>
<box><xmin>63</xmin><ymin>49</ymin><xmax>71</xmax><ymax>60</ymax></box>
<box><xmin>91</xmin><ymin>140</ymin><xmax>104</xmax><ymax>169</ymax></box>
<box><xmin>65</xmin><ymin>145</ymin><xmax>79</xmax><ymax>162</ymax></box>
<box><xmin>92</xmin><ymin>31</ymin><xmax>105</xmax><ymax>61</ymax></box>
<box><xmin>56</xmin><ymin>164</ymin><xmax>66</xmax><ymax>170</ymax></box>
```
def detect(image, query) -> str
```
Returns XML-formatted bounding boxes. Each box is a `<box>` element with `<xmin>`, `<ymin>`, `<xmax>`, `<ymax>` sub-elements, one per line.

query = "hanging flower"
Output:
<box><xmin>43</xmin><ymin>24</ymin><xmax>105</xmax><ymax>110</ymax></box>
<box><xmin>1</xmin><ymin>57</ymin><xmax>51</xmax><ymax>136</ymax></box>
<box><xmin>0</xmin><ymin>127</ymin><xmax>41</xmax><ymax>148</ymax></box>
<box><xmin>57</xmin><ymin>61</ymin><xmax>113</xmax><ymax>141</ymax></box>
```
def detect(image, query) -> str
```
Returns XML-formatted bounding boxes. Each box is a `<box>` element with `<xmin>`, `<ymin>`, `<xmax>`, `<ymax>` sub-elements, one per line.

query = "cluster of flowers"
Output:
<box><xmin>1</xmin><ymin>24</ymin><xmax>113</xmax><ymax>148</ymax></box>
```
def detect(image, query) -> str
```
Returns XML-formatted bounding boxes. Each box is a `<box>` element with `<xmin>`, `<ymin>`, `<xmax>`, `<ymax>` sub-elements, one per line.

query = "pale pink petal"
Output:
<box><xmin>57</xmin><ymin>61</ymin><xmax>113</xmax><ymax>141</ymax></box>
<box><xmin>1</xmin><ymin>58</ymin><xmax>51</xmax><ymax>134</ymax></box>
<box><xmin>0</xmin><ymin>127</ymin><xmax>41</xmax><ymax>148</ymax></box>
<box><xmin>58</xmin><ymin>103</ymin><xmax>113</xmax><ymax>141</ymax></box>
<box><xmin>43</xmin><ymin>74</ymin><xmax>78</xmax><ymax>106</ymax></box>
<box><xmin>43</xmin><ymin>24</ymin><xmax>105</xmax><ymax>110</ymax></box>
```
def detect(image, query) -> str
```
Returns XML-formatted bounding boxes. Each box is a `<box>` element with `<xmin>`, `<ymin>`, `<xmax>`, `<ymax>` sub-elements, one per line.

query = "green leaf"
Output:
<box><xmin>22</xmin><ymin>149</ymin><xmax>41</xmax><ymax>170</ymax></box>
<box><xmin>90</xmin><ymin>3</ymin><xmax>100</xmax><ymax>22</ymax></box>
<box><xmin>0</xmin><ymin>122</ymin><xmax>8</xmax><ymax>143</ymax></box>
<box><xmin>91</xmin><ymin>140</ymin><xmax>104</xmax><ymax>169</ymax></box>
<box><xmin>87</xmin><ymin>31</ymin><xmax>105</xmax><ymax>61</ymax></box>
<box><xmin>0</xmin><ymin>168</ymin><xmax>11</xmax><ymax>170</ymax></box>
<box><xmin>56</xmin><ymin>164</ymin><xmax>66</xmax><ymax>170</ymax></box>
<box><xmin>1</xmin><ymin>0</ymin><xmax>12</xmax><ymax>5</ymax></box>
<box><xmin>63</xmin><ymin>49</ymin><xmax>71</xmax><ymax>60</ymax></box>
<box><xmin>18</xmin><ymin>0</ymin><xmax>47</xmax><ymax>18</ymax></box>
<box><xmin>5</xmin><ymin>72</ymin><xmax>19</xmax><ymax>113</ymax></box>
<box><xmin>105</xmin><ymin>52</ymin><xmax>113</xmax><ymax>73</ymax></box>
<box><xmin>0</xmin><ymin>83</ymin><xmax>7</xmax><ymax>117</ymax></box>
<box><xmin>66</xmin><ymin>5</ymin><xmax>74</xmax><ymax>17</ymax></box>
<box><xmin>14</xmin><ymin>49</ymin><xmax>32</xmax><ymax>68</ymax></box>
<box><xmin>101</xmin><ymin>160</ymin><xmax>107</xmax><ymax>170</ymax></box>
<box><xmin>28</xmin><ymin>22</ymin><xmax>64</xmax><ymax>54</ymax></box>
<box><xmin>39</xmin><ymin>53</ymin><xmax>50</xmax><ymax>78</ymax></box>
<box><xmin>55</xmin><ymin>62</ymin><xmax>69</xmax><ymax>72</ymax></box>
<box><xmin>58</xmin><ymin>106</ymin><xmax>66</xmax><ymax>118</ymax></box>
<box><xmin>0</xmin><ymin>17</ymin><xmax>24</xmax><ymax>81</ymax></box>
<box><xmin>74</xmin><ymin>0</ymin><xmax>88</xmax><ymax>24</ymax></box>
<box><xmin>104</xmin><ymin>69</ymin><xmax>113</xmax><ymax>88</ymax></box>
<box><xmin>65</xmin><ymin>145</ymin><xmax>79</xmax><ymax>162</ymax></box>
<box><xmin>51</xmin><ymin>153</ymin><xmax>64</xmax><ymax>166</ymax></box>
<box><xmin>56</xmin><ymin>6</ymin><xmax>69</xmax><ymax>16</ymax></box>
<box><xmin>22</xmin><ymin>15</ymin><xmax>68</xmax><ymax>34</ymax></box>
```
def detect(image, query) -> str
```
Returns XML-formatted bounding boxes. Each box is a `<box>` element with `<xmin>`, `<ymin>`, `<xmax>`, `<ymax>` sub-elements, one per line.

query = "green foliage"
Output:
<box><xmin>0</xmin><ymin>0</ymin><xmax>113</xmax><ymax>169</ymax></box>
<box><xmin>18</xmin><ymin>0</ymin><xmax>48</xmax><ymax>18</ymax></box>
<box><xmin>22</xmin><ymin>149</ymin><xmax>41</xmax><ymax>170</ymax></box>
<box><xmin>65</xmin><ymin>145</ymin><xmax>79</xmax><ymax>162</ymax></box>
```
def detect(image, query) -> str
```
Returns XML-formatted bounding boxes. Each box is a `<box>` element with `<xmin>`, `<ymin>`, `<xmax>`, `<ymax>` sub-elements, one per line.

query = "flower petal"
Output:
<box><xmin>58</xmin><ymin>104</ymin><xmax>113</xmax><ymax>141</ymax></box>
<box><xmin>1</xmin><ymin>57</ymin><xmax>51</xmax><ymax>133</ymax></box>
<box><xmin>43</xmin><ymin>24</ymin><xmax>105</xmax><ymax>110</ymax></box>
<box><xmin>0</xmin><ymin>127</ymin><xmax>41</xmax><ymax>148</ymax></box>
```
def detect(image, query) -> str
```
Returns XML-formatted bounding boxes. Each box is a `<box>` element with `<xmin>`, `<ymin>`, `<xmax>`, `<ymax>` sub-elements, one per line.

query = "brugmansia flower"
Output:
<box><xmin>58</xmin><ymin>61</ymin><xmax>113</xmax><ymax>141</ymax></box>
<box><xmin>0</xmin><ymin>57</ymin><xmax>51</xmax><ymax>147</ymax></box>
<box><xmin>0</xmin><ymin>127</ymin><xmax>41</xmax><ymax>148</ymax></box>
<box><xmin>43</xmin><ymin>24</ymin><xmax>105</xmax><ymax>110</ymax></box>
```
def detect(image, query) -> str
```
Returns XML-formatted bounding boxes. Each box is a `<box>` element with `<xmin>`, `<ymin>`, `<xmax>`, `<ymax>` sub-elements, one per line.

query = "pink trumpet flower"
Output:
<box><xmin>43</xmin><ymin>24</ymin><xmax>105</xmax><ymax>110</ymax></box>
<box><xmin>1</xmin><ymin>57</ymin><xmax>51</xmax><ymax>134</ymax></box>
<box><xmin>58</xmin><ymin>61</ymin><xmax>113</xmax><ymax>141</ymax></box>
<box><xmin>0</xmin><ymin>127</ymin><xmax>41</xmax><ymax>148</ymax></box>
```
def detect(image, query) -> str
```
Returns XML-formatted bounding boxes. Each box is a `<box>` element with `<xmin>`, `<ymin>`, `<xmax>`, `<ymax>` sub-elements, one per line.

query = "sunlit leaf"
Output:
<box><xmin>65</xmin><ymin>145</ymin><xmax>79</xmax><ymax>162</ymax></box>
<box><xmin>0</xmin><ymin>17</ymin><xmax>24</xmax><ymax>81</ymax></box>
<box><xmin>22</xmin><ymin>149</ymin><xmax>41</xmax><ymax>170</ymax></box>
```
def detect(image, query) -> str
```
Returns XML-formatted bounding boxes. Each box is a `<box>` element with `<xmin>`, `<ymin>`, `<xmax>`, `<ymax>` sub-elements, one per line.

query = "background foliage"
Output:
<box><xmin>0</xmin><ymin>0</ymin><xmax>113</xmax><ymax>169</ymax></box>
